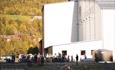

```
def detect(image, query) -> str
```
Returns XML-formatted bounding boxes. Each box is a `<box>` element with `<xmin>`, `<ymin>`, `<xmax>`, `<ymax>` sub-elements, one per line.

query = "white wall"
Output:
<box><xmin>101</xmin><ymin>9</ymin><xmax>115</xmax><ymax>60</ymax></box>
<box><xmin>44</xmin><ymin>2</ymin><xmax>74</xmax><ymax>48</ymax></box>
<box><xmin>53</xmin><ymin>41</ymin><xmax>103</xmax><ymax>61</ymax></box>
<box><xmin>78</xmin><ymin>0</ymin><xmax>102</xmax><ymax>41</ymax></box>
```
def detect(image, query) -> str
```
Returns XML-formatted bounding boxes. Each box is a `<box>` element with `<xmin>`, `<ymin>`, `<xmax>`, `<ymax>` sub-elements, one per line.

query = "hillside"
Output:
<box><xmin>0</xmin><ymin>0</ymin><xmax>65</xmax><ymax>56</ymax></box>
<box><xmin>0</xmin><ymin>0</ymin><xmax>65</xmax><ymax>15</ymax></box>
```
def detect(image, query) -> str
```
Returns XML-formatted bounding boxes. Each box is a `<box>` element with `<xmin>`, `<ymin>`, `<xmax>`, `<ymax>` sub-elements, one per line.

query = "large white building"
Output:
<box><xmin>44</xmin><ymin>0</ymin><xmax>115</xmax><ymax>61</ymax></box>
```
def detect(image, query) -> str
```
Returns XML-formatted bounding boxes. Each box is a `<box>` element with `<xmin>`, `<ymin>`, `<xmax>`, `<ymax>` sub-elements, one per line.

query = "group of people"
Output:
<box><xmin>18</xmin><ymin>54</ymin><xmax>44</xmax><ymax>64</ymax></box>
<box><xmin>2</xmin><ymin>53</ymin><xmax>44</xmax><ymax>64</ymax></box>
<box><xmin>5</xmin><ymin>54</ymin><xmax>15</xmax><ymax>63</ymax></box>
<box><xmin>3</xmin><ymin>53</ymin><xmax>81</xmax><ymax>64</ymax></box>
<box><xmin>45</xmin><ymin>53</ymin><xmax>79</xmax><ymax>63</ymax></box>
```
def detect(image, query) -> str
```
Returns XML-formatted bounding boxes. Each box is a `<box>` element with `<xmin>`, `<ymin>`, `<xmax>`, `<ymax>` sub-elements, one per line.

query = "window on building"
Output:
<box><xmin>91</xmin><ymin>50</ymin><xmax>94</xmax><ymax>55</ymax></box>
<box><xmin>81</xmin><ymin>50</ymin><xmax>86</xmax><ymax>55</ymax></box>
<box><xmin>62</xmin><ymin>50</ymin><xmax>67</xmax><ymax>56</ymax></box>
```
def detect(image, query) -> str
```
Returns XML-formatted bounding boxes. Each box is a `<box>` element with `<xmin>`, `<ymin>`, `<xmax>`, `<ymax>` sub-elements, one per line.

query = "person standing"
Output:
<box><xmin>11</xmin><ymin>54</ymin><xmax>15</xmax><ymax>63</ymax></box>
<box><xmin>41</xmin><ymin>55</ymin><xmax>44</xmax><ymax>65</ymax></box>
<box><xmin>76</xmin><ymin>54</ymin><xmax>78</xmax><ymax>64</ymax></box>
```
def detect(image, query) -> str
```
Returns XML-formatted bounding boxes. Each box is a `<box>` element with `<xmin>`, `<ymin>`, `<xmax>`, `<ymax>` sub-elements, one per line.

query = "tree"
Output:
<box><xmin>27</xmin><ymin>47</ymin><xmax>39</xmax><ymax>54</ymax></box>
